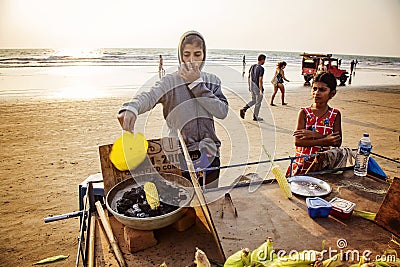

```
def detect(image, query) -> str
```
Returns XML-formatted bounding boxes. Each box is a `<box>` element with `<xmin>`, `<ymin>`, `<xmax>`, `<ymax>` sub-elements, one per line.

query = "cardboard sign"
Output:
<box><xmin>131</xmin><ymin>137</ymin><xmax>184</xmax><ymax>176</ymax></box>
<box><xmin>99</xmin><ymin>137</ymin><xmax>184</xmax><ymax>195</ymax></box>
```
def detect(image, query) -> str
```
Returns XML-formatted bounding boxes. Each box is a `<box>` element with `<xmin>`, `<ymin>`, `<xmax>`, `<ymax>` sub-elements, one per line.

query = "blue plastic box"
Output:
<box><xmin>306</xmin><ymin>197</ymin><xmax>332</xmax><ymax>218</ymax></box>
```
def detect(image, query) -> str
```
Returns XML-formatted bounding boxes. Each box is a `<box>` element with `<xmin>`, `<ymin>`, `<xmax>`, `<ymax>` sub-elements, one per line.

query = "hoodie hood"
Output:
<box><xmin>178</xmin><ymin>30</ymin><xmax>206</xmax><ymax>70</ymax></box>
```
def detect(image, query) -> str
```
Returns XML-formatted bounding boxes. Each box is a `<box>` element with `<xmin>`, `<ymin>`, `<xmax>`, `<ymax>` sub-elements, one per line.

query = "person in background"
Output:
<box><xmin>242</xmin><ymin>55</ymin><xmax>246</xmax><ymax>76</ymax></box>
<box><xmin>316</xmin><ymin>59</ymin><xmax>328</xmax><ymax>75</ymax></box>
<box><xmin>350</xmin><ymin>59</ymin><xmax>355</xmax><ymax>76</ymax></box>
<box><xmin>158</xmin><ymin>55</ymin><xmax>165</xmax><ymax>78</ymax></box>
<box><xmin>270</xmin><ymin>61</ymin><xmax>289</xmax><ymax>106</ymax></box>
<box><xmin>287</xmin><ymin>72</ymin><xmax>342</xmax><ymax>176</ymax></box>
<box><xmin>240</xmin><ymin>54</ymin><xmax>266</xmax><ymax>121</ymax></box>
<box><xmin>118</xmin><ymin>31</ymin><xmax>229</xmax><ymax>188</ymax></box>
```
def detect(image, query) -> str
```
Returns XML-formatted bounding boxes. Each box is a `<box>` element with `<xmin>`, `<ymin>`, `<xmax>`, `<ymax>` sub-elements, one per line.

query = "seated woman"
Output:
<box><xmin>287</xmin><ymin>72</ymin><xmax>342</xmax><ymax>176</ymax></box>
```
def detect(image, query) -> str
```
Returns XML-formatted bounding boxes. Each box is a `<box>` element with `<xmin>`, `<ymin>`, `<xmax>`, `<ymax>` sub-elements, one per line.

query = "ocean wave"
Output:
<box><xmin>0</xmin><ymin>48</ymin><xmax>399</xmax><ymax>71</ymax></box>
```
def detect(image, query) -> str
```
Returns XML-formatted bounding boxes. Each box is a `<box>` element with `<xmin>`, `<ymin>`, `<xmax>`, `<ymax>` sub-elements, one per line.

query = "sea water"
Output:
<box><xmin>0</xmin><ymin>48</ymin><xmax>399</xmax><ymax>99</ymax></box>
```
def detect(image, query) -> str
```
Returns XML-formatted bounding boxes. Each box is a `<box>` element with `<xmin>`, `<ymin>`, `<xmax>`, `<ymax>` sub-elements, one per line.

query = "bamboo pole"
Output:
<box><xmin>95</xmin><ymin>201</ymin><xmax>126</xmax><ymax>267</ymax></box>
<box><xmin>87</xmin><ymin>214</ymin><xmax>96</xmax><ymax>267</ymax></box>
<box><xmin>177</xmin><ymin>132</ymin><xmax>226</xmax><ymax>260</ymax></box>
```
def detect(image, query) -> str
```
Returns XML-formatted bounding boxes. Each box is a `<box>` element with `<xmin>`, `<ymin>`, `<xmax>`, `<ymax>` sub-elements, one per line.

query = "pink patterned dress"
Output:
<box><xmin>287</xmin><ymin>106</ymin><xmax>339</xmax><ymax>176</ymax></box>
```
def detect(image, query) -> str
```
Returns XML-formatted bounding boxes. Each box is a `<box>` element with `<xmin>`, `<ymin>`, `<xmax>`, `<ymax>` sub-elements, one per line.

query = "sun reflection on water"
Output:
<box><xmin>52</xmin><ymin>48</ymin><xmax>102</xmax><ymax>59</ymax></box>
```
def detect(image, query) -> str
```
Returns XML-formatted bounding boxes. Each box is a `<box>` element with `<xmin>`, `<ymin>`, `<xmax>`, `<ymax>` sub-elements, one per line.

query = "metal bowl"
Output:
<box><xmin>106</xmin><ymin>172</ymin><xmax>194</xmax><ymax>230</ymax></box>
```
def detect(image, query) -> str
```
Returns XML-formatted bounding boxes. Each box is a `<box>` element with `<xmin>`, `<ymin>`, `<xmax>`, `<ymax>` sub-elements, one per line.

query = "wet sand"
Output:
<box><xmin>0</xmin><ymin>84</ymin><xmax>399</xmax><ymax>266</ymax></box>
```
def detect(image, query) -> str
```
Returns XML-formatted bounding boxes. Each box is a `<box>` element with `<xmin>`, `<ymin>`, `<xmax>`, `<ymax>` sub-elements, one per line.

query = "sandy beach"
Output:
<box><xmin>0</xmin><ymin>79</ymin><xmax>399</xmax><ymax>266</ymax></box>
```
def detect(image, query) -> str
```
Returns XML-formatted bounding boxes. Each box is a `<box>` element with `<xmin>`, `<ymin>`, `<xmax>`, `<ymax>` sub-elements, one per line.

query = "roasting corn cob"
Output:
<box><xmin>262</xmin><ymin>145</ymin><xmax>292</xmax><ymax>199</ymax></box>
<box><xmin>272</xmin><ymin>165</ymin><xmax>292</xmax><ymax>199</ymax></box>
<box><xmin>144</xmin><ymin>182</ymin><xmax>160</xmax><ymax>210</ymax></box>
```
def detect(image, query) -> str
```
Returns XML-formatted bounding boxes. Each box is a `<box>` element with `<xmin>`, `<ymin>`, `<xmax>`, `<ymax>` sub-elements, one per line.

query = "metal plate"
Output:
<box><xmin>287</xmin><ymin>175</ymin><xmax>332</xmax><ymax>197</ymax></box>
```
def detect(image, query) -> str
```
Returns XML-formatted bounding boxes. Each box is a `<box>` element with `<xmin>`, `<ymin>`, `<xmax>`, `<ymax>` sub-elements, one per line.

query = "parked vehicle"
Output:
<box><xmin>300</xmin><ymin>53</ymin><xmax>348</xmax><ymax>86</ymax></box>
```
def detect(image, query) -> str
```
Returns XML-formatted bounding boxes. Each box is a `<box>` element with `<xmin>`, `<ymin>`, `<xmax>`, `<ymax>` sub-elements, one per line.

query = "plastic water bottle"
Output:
<box><xmin>354</xmin><ymin>133</ymin><xmax>372</xmax><ymax>176</ymax></box>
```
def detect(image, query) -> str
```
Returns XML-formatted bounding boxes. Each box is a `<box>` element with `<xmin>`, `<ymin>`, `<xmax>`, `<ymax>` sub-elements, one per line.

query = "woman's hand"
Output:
<box><xmin>117</xmin><ymin>110</ymin><xmax>137</xmax><ymax>133</ymax></box>
<box><xmin>179</xmin><ymin>62</ymin><xmax>201</xmax><ymax>83</ymax></box>
<box><xmin>324</xmin><ymin>132</ymin><xmax>342</xmax><ymax>146</ymax></box>
<box><xmin>293</xmin><ymin>129</ymin><xmax>321</xmax><ymax>140</ymax></box>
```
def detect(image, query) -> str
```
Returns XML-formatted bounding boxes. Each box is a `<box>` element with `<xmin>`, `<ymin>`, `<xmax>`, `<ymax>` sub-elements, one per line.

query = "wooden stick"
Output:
<box><xmin>87</xmin><ymin>214</ymin><xmax>96</xmax><ymax>267</ymax></box>
<box><xmin>95</xmin><ymin>201</ymin><xmax>127</xmax><ymax>267</ymax></box>
<box><xmin>177</xmin><ymin>132</ymin><xmax>226</xmax><ymax>260</ymax></box>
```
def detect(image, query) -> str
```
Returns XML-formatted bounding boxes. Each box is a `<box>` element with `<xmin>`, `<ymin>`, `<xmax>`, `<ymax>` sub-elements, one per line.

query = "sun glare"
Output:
<box><xmin>53</xmin><ymin>85</ymin><xmax>104</xmax><ymax>99</ymax></box>
<box><xmin>52</xmin><ymin>48</ymin><xmax>101</xmax><ymax>59</ymax></box>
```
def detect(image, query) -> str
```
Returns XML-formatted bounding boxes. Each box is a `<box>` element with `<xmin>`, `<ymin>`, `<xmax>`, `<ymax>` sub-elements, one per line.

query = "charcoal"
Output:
<box><xmin>124</xmin><ymin>208</ymin><xmax>137</xmax><ymax>217</ymax></box>
<box><xmin>115</xmin><ymin>181</ymin><xmax>186</xmax><ymax>219</ymax></box>
<box><xmin>116</xmin><ymin>198</ymin><xmax>134</xmax><ymax>214</ymax></box>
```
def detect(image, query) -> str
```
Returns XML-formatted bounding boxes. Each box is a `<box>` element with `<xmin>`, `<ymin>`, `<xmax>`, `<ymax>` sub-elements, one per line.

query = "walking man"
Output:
<box><xmin>240</xmin><ymin>54</ymin><xmax>266</xmax><ymax>121</ymax></box>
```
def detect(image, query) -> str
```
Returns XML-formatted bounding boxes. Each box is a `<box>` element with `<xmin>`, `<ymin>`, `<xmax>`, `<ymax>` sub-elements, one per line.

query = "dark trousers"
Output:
<box><xmin>182</xmin><ymin>150</ymin><xmax>220</xmax><ymax>189</ymax></box>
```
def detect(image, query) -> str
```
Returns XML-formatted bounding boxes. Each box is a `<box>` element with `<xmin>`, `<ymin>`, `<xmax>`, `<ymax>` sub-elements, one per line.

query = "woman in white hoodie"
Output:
<box><xmin>117</xmin><ymin>31</ymin><xmax>229</xmax><ymax>188</ymax></box>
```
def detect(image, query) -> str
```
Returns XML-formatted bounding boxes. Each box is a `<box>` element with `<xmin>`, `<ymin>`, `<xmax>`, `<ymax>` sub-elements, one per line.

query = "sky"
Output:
<box><xmin>0</xmin><ymin>0</ymin><xmax>399</xmax><ymax>57</ymax></box>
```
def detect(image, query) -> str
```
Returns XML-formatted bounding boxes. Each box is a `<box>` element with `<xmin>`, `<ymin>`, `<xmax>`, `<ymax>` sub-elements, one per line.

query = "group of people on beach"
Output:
<box><xmin>240</xmin><ymin>55</ymin><xmax>290</xmax><ymax>121</ymax></box>
<box><xmin>118</xmin><ymin>31</ymin><xmax>341</xmax><ymax>188</ymax></box>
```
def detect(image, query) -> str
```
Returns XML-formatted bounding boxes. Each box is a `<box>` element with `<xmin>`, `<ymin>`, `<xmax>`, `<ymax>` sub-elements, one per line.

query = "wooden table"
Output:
<box><xmin>205</xmin><ymin>171</ymin><xmax>392</xmax><ymax>262</ymax></box>
<box><xmin>95</xmin><ymin>170</ymin><xmax>395</xmax><ymax>266</ymax></box>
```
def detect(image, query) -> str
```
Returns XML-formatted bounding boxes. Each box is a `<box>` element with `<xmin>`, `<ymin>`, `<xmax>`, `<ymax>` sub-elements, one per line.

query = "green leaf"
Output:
<box><xmin>353</xmin><ymin>210</ymin><xmax>376</xmax><ymax>221</ymax></box>
<box><xmin>33</xmin><ymin>255</ymin><xmax>69</xmax><ymax>265</ymax></box>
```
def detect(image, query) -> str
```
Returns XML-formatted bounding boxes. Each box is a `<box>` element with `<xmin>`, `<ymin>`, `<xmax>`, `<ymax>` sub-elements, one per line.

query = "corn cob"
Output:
<box><xmin>194</xmin><ymin>248</ymin><xmax>211</xmax><ymax>267</ymax></box>
<box><xmin>272</xmin><ymin>250</ymin><xmax>321</xmax><ymax>267</ymax></box>
<box><xmin>251</xmin><ymin>237</ymin><xmax>275</xmax><ymax>264</ymax></box>
<box><xmin>272</xmin><ymin>165</ymin><xmax>293</xmax><ymax>199</ymax></box>
<box><xmin>144</xmin><ymin>182</ymin><xmax>160</xmax><ymax>210</ymax></box>
<box><xmin>223</xmin><ymin>247</ymin><xmax>251</xmax><ymax>267</ymax></box>
<box><xmin>262</xmin><ymin>145</ymin><xmax>292</xmax><ymax>199</ymax></box>
<box><xmin>322</xmin><ymin>254</ymin><xmax>342</xmax><ymax>267</ymax></box>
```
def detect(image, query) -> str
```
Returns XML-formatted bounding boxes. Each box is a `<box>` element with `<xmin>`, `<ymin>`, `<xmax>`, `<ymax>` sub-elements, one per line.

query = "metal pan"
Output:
<box><xmin>106</xmin><ymin>172</ymin><xmax>194</xmax><ymax>230</ymax></box>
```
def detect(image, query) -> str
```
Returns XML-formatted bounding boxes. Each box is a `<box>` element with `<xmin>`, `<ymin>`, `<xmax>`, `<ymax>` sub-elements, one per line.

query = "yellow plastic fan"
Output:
<box><xmin>109</xmin><ymin>132</ymin><xmax>148</xmax><ymax>171</ymax></box>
